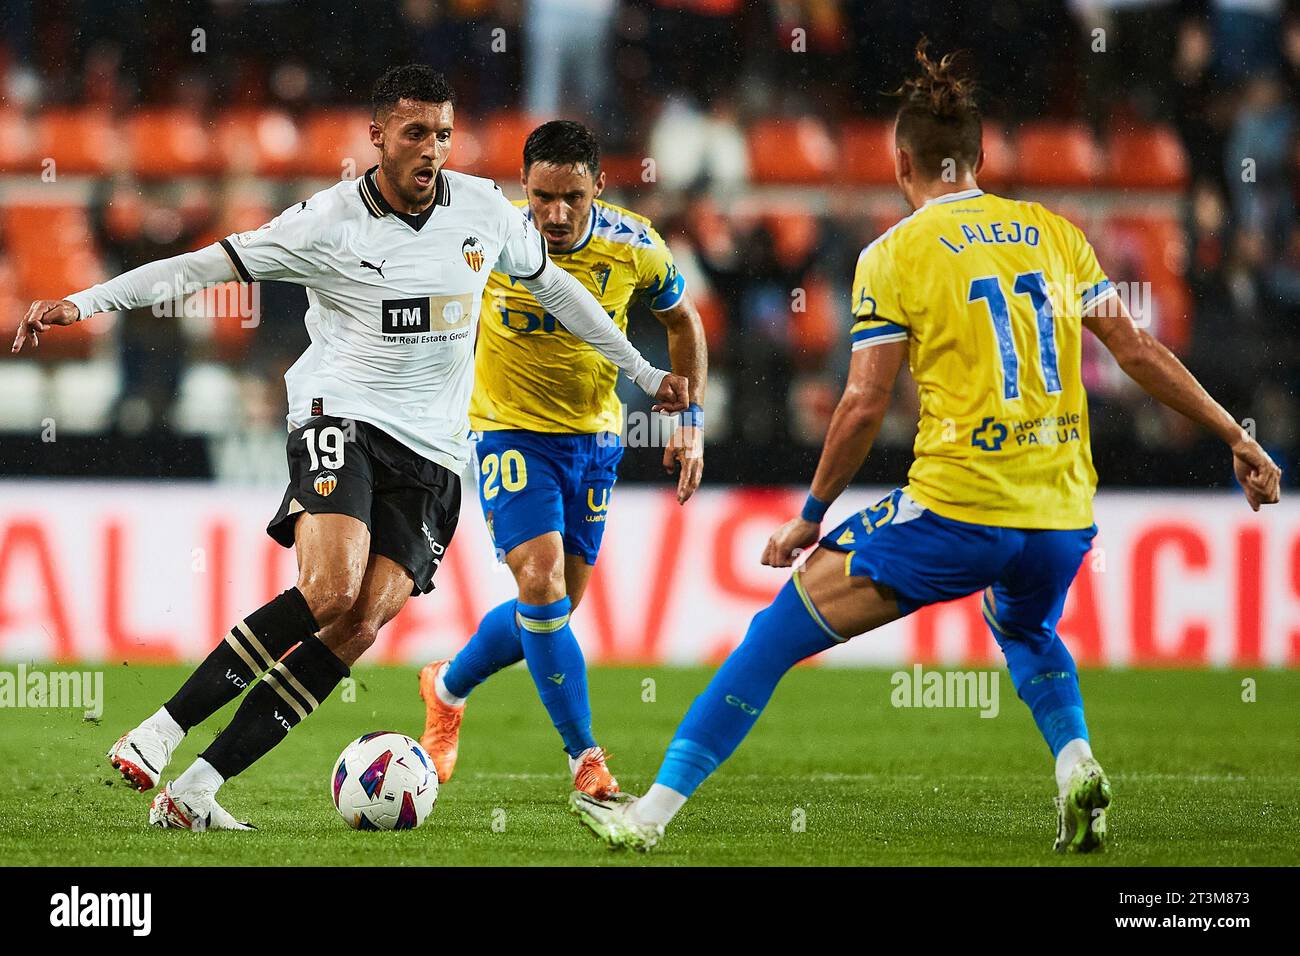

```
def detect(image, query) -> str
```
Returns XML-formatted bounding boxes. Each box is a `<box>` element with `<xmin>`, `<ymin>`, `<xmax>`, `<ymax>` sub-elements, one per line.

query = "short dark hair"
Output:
<box><xmin>523</xmin><ymin>120</ymin><xmax>600</xmax><ymax>175</ymax></box>
<box><xmin>371</xmin><ymin>64</ymin><xmax>455</xmax><ymax>118</ymax></box>
<box><xmin>893</xmin><ymin>40</ymin><xmax>981</xmax><ymax>179</ymax></box>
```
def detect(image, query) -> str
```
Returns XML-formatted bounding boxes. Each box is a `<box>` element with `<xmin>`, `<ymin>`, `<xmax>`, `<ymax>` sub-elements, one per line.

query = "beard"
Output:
<box><xmin>380</xmin><ymin>152</ymin><xmax>435</xmax><ymax>211</ymax></box>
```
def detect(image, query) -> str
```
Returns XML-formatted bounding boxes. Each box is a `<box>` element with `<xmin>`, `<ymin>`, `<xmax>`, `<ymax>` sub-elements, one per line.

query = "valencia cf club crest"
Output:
<box><xmin>462</xmin><ymin>236</ymin><xmax>485</xmax><ymax>272</ymax></box>
<box><xmin>314</xmin><ymin>472</ymin><xmax>338</xmax><ymax>497</ymax></box>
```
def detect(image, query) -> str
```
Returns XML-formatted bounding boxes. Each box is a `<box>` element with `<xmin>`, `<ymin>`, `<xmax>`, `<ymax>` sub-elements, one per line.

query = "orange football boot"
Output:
<box><xmin>571</xmin><ymin>746</ymin><xmax>620</xmax><ymax>800</ymax></box>
<box><xmin>418</xmin><ymin>660</ymin><xmax>464</xmax><ymax>783</ymax></box>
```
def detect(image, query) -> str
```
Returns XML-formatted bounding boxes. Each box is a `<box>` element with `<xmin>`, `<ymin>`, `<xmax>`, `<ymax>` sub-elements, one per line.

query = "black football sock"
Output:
<box><xmin>164</xmin><ymin>588</ymin><xmax>319</xmax><ymax>732</ymax></box>
<box><xmin>199</xmin><ymin>635</ymin><xmax>349</xmax><ymax>781</ymax></box>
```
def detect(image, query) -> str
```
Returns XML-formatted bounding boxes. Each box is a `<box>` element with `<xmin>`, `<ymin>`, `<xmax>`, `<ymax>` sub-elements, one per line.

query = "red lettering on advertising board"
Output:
<box><xmin>382</xmin><ymin>530</ymin><xmax>481</xmax><ymax>664</ymax></box>
<box><xmin>911</xmin><ymin>594</ymin><xmax>990</xmax><ymax>664</ymax></box>
<box><xmin>206</xmin><ymin>521</ymin><xmax>230</xmax><ymax>656</ymax></box>
<box><xmin>1289</xmin><ymin>534</ymin><xmax>1300</xmax><ymax>665</ymax></box>
<box><xmin>1131</xmin><ymin>523</ymin><xmax>1209</xmax><ymax>665</ymax></box>
<box><xmin>0</xmin><ymin>520</ymin><xmax>73</xmax><ymax>659</ymax></box>
<box><xmin>584</xmin><ymin>492</ymin><xmax>687</xmax><ymax>662</ymax></box>
<box><xmin>1058</xmin><ymin>549</ymin><xmax>1104</xmax><ymax>665</ymax></box>
<box><xmin>713</xmin><ymin>490</ymin><xmax>793</xmax><ymax>603</ymax></box>
<box><xmin>103</xmin><ymin>521</ymin><xmax>176</xmax><ymax>661</ymax></box>
<box><xmin>1235</xmin><ymin>526</ymin><xmax>1262</xmax><ymax>665</ymax></box>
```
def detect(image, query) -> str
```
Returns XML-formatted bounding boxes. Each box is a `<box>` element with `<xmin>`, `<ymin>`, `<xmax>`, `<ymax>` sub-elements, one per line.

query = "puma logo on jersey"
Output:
<box><xmin>360</xmin><ymin>259</ymin><xmax>386</xmax><ymax>278</ymax></box>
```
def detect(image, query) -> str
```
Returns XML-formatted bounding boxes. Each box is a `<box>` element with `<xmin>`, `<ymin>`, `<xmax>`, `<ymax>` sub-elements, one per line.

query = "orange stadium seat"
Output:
<box><xmin>215</xmin><ymin>109</ymin><xmax>303</xmax><ymax>176</ymax></box>
<box><xmin>3</xmin><ymin>203</ymin><xmax>105</xmax><ymax>358</ymax></box>
<box><xmin>3</xmin><ymin>204</ymin><xmax>93</xmax><ymax>255</ymax></box>
<box><xmin>599</xmin><ymin>154</ymin><xmax>646</xmax><ymax>188</ymax></box>
<box><xmin>839</xmin><ymin>120</ymin><xmax>895</xmax><ymax>185</ymax></box>
<box><xmin>693</xmin><ymin>287</ymin><xmax>727</xmax><ymax>354</ymax></box>
<box><xmin>763</xmin><ymin>208</ymin><xmax>818</xmax><ymax>265</ymax></box>
<box><xmin>0</xmin><ymin>109</ymin><xmax>38</xmax><ymax>174</ymax></box>
<box><xmin>843</xmin><ymin>121</ymin><xmax>1015</xmax><ymax>187</ymax></box>
<box><xmin>1013</xmin><ymin>122</ymin><xmax>1102</xmax><ymax>187</ymax></box>
<box><xmin>467</xmin><ymin>112</ymin><xmax>534</xmax><ymax>182</ymax></box>
<box><xmin>790</xmin><ymin>275</ymin><xmax>837</xmax><ymax>357</ymax></box>
<box><xmin>442</xmin><ymin>118</ymin><xmax>483</xmax><ymax>176</ymax></box>
<box><xmin>35</xmin><ymin>109</ymin><xmax>120</xmax><ymax>175</ymax></box>
<box><xmin>1105</xmin><ymin>213</ymin><xmax>1191</xmax><ymax>351</ymax></box>
<box><xmin>749</xmin><ymin>117</ymin><xmax>838</xmax><ymax>184</ymax></box>
<box><xmin>126</xmin><ymin>109</ymin><xmax>221</xmax><ymax>177</ymax></box>
<box><xmin>1104</xmin><ymin>125</ymin><xmax>1189</xmax><ymax>190</ymax></box>
<box><xmin>299</xmin><ymin>110</ymin><xmax>376</xmax><ymax>179</ymax></box>
<box><xmin>977</xmin><ymin>124</ymin><xmax>1016</xmax><ymax>187</ymax></box>
<box><xmin>189</xmin><ymin>281</ymin><xmax>259</xmax><ymax>361</ymax></box>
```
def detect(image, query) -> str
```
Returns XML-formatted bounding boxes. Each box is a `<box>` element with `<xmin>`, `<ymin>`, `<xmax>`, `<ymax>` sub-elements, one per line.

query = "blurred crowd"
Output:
<box><xmin>1</xmin><ymin>0</ymin><xmax>1299</xmax><ymax>486</ymax></box>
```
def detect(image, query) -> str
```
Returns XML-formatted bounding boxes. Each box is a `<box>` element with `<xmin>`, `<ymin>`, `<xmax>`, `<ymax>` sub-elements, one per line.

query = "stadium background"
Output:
<box><xmin>0</xmin><ymin>0</ymin><xmax>1297</xmax><ymax>667</ymax></box>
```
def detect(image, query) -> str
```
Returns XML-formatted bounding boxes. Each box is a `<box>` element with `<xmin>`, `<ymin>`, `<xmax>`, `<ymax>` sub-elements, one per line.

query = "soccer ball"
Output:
<box><xmin>331</xmin><ymin>731</ymin><xmax>438</xmax><ymax>830</ymax></box>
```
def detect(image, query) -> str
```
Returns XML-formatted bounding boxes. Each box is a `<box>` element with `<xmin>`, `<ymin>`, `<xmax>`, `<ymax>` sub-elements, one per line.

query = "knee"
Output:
<box><xmin>317</xmin><ymin>615</ymin><xmax>379</xmax><ymax>667</ymax></box>
<box><xmin>296</xmin><ymin>570</ymin><xmax>363</xmax><ymax>626</ymax></box>
<box><xmin>343</xmin><ymin>620</ymin><xmax>381</xmax><ymax>656</ymax></box>
<box><xmin>514</xmin><ymin>556</ymin><xmax>566</xmax><ymax>606</ymax></box>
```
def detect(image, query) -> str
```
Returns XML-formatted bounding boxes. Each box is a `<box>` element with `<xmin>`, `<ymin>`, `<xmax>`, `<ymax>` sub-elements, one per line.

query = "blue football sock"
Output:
<box><xmin>443</xmin><ymin>600</ymin><xmax>525</xmax><ymax>700</ymax></box>
<box><xmin>655</xmin><ymin>577</ymin><xmax>839</xmax><ymax>797</ymax></box>
<box><xmin>517</xmin><ymin>596</ymin><xmax>597</xmax><ymax>757</ymax></box>
<box><xmin>997</xmin><ymin>631</ymin><xmax>1089</xmax><ymax>757</ymax></box>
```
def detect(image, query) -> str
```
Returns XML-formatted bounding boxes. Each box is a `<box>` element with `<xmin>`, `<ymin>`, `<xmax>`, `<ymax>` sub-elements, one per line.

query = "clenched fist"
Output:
<box><xmin>651</xmin><ymin>373</ymin><xmax>689</xmax><ymax>414</ymax></box>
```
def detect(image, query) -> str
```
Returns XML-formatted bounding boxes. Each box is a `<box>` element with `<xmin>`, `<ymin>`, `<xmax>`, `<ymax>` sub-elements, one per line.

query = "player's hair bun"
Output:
<box><xmin>898</xmin><ymin>38</ymin><xmax>978</xmax><ymax>121</ymax></box>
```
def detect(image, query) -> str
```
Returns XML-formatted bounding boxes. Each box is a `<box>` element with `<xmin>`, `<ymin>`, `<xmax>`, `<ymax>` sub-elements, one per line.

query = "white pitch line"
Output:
<box><xmin>464</xmin><ymin>771</ymin><xmax>1274</xmax><ymax>783</ymax></box>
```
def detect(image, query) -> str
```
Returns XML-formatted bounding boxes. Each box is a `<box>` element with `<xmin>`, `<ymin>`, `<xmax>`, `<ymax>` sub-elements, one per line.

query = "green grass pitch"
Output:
<box><xmin>1</xmin><ymin>664</ymin><xmax>1296</xmax><ymax>866</ymax></box>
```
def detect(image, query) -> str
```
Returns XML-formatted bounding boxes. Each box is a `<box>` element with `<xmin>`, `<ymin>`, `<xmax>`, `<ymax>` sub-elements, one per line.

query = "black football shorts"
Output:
<box><xmin>267</xmin><ymin>415</ymin><xmax>461</xmax><ymax>595</ymax></box>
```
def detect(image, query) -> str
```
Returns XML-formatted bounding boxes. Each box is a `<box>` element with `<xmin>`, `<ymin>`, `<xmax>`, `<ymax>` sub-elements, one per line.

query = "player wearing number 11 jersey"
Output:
<box><xmin>571</xmin><ymin>41</ymin><xmax>1281</xmax><ymax>854</ymax></box>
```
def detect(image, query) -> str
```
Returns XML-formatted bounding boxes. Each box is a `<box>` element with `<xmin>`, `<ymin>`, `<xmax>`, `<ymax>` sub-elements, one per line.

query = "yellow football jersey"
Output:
<box><xmin>470</xmin><ymin>199</ymin><xmax>685</xmax><ymax>434</ymax></box>
<box><xmin>850</xmin><ymin>188</ymin><xmax>1115</xmax><ymax>530</ymax></box>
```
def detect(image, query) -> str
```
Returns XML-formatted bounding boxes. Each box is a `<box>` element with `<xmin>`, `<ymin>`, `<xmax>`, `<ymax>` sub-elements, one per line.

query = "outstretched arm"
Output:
<box><xmin>652</xmin><ymin>293</ymin><xmax>708</xmax><ymax>503</ymax></box>
<box><xmin>12</xmin><ymin>244</ymin><xmax>237</xmax><ymax>352</ymax></box>
<box><xmin>762</xmin><ymin>339</ymin><xmax>908</xmax><ymax>566</ymax></box>
<box><xmin>520</xmin><ymin>259</ymin><xmax>689</xmax><ymax>412</ymax></box>
<box><xmin>1083</xmin><ymin>297</ymin><xmax>1281</xmax><ymax>511</ymax></box>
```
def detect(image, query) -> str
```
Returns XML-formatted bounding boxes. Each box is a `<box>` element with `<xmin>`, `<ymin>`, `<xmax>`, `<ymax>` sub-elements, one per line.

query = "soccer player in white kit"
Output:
<box><xmin>10</xmin><ymin>65</ymin><xmax>688</xmax><ymax>830</ymax></box>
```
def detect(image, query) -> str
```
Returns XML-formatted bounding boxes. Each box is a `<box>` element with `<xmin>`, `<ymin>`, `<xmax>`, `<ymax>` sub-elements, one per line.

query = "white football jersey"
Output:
<box><xmin>220</xmin><ymin>166</ymin><xmax>547</xmax><ymax>473</ymax></box>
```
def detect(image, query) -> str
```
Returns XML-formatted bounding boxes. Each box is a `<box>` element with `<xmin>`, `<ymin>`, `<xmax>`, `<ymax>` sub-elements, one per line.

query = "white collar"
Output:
<box><xmin>923</xmin><ymin>188</ymin><xmax>984</xmax><ymax>207</ymax></box>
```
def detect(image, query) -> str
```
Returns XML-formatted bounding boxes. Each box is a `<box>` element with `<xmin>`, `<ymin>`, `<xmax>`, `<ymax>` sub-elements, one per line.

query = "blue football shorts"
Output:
<box><xmin>817</xmin><ymin>488</ymin><xmax>1096</xmax><ymax>646</ymax></box>
<box><xmin>472</xmin><ymin>429</ymin><xmax>624</xmax><ymax>565</ymax></box>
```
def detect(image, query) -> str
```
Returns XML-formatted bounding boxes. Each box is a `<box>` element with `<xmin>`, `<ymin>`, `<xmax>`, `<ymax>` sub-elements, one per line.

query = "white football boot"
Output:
<box><xmin>1054</xmin><ymin>757</ymin><xmax>1112</xmax><ymax>853</ymax></box>
<box><xmin>107</xmin><ymin>726</ymin><xmax>175</xmax><ymax>793</ymax></box>
<box><xmin>569</xmin><ymin>791</ymin><xmax>663</xmax><ymax>852</ymax></box>
<box><xmin>149</xmin><ymin>782</ymin><xmax>254</xmax><ymax>832</ymax></box>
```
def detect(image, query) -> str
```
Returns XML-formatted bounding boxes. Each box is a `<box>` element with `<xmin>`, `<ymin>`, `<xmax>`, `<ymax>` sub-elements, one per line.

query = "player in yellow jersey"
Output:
<box><xmin>571</xmin><ymin>42</ymin><xmax>1281</xmax><ymax>853</ymax></box>
<box><xmin>418</xmin><ymin>121</ymin><xmax>708</xmax><ymax>796</ymax></box>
